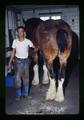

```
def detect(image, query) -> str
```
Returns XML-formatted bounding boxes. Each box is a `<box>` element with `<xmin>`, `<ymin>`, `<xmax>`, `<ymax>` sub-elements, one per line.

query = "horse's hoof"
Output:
<box><xmin>32</xmin><ymin>80</ymin><xmax>39</xmax><ymax>85</ymax></box>
<box><xmin>42</xmin><ymin>80</ymin><xmax>49</xmax><ymax>84</ymax></box>
<box><xmin>54</xmin><ymin>96</ymin><xmax>64</xmax><ymax>102</ymax></box>
<box><xmin>46</xmin><ymin>90</ymin><xmax>56</xmax><ymax>100</ymax></box>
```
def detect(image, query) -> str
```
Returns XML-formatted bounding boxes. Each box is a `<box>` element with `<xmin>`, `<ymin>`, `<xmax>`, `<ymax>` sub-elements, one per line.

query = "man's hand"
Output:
<box><xmin>8</xmin><ymin>48</ymin><xmax>15</xmax><ymax>69</ymax></box>
<box><xmin>33</xmin><ymin>45</ymin><xmax>39</xmax><ymax>52</ymax></box>
<box><xmin>8</xmin><ymin>62</ymin><xmax>12</xmax><ymax>70</ymax></box>
<box><xmin>34</xmin><ymin>47</ymin><xmax>38</xmax><ymax>52</ymax></box>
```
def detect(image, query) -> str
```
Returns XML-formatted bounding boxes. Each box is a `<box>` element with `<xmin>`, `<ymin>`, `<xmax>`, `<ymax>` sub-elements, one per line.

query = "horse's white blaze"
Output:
<box><xmin>46</xmin><ymin>77</ymin><xmax>56</xmax><ymax>100</ymax></box>
<box><xmin>32</xmin><ymin>64</ymin><xmax>39</xmax><ymax>85</ymax></box>
<box><xmin>55</xmin><ymin>78</ymin><xmax>64</xmax><ymax>102</ymax></box>
<box><xmin>42</xmin><ymin>64</ymin><xmax>49</xmax><ymax>84</ymax></box>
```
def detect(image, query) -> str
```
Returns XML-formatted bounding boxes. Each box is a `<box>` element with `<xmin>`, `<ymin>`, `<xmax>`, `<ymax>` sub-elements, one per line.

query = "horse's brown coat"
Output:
<box><xmin>36</xmin><ymin>20</ymin><xmax>72</xmax><ymax>67</ymax></box>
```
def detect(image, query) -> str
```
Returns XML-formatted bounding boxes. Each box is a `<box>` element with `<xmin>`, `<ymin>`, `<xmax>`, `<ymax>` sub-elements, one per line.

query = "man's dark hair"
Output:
<box><xmin>17</xmin><ymin>26</ymin><xmax>25</xmax><ymax>31</ymax></box>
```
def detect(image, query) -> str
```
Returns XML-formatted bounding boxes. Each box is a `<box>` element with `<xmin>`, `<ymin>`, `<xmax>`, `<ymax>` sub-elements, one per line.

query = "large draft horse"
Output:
<box><xmin>36</xmin><ymin>19</ymin><xmax>72</xmax><ymax>102</ymax></box>
<box><xmin>24</xmin><ymin>18</ymin><xmax>49</xmax><ymax>86</ymax></box>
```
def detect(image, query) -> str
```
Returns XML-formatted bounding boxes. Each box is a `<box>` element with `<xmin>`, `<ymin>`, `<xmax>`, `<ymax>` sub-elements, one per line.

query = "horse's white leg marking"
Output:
<box><xmin>32</xmin><ymin>64</ymin><xmax>39</xmax><ymax>85</ymax></box>
<box><xmin>46</xmin><ymin>76</ymin><xmax>56</xmax><ymax>100</ymax></box>
<box><xmin>55</xmin><ymin>78</ymin><xmax>64</xmax><ymax>102</ymax></box>
<box><xmin>42</xmin><ymin>64</ymin><xmax>49</xmax><ymax>84</ymax></box>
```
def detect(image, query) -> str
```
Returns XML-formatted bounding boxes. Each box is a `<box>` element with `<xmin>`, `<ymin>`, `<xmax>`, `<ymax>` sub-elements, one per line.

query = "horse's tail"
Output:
<box><xmin>56</xmin><ymin>29</ymin><xmax>68</xmax><ymax>53</ymax></box>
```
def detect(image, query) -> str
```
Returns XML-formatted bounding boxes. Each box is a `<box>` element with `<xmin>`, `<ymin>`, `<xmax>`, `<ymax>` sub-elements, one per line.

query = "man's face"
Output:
<box><xmin>18</xmin><ymin>28</ymin><xmax>25</xmax><ymax>38</ymax></box>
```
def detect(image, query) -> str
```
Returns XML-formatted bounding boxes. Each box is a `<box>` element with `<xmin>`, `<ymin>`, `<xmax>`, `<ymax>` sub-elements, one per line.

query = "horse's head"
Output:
<box><xmin>23</xmin><ymin>18</ymin><xmax>43</xmax><ymax>46</ymax></box>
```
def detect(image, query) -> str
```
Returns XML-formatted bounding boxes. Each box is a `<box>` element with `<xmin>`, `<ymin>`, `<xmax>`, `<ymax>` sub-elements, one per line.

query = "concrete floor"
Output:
<box><xmin>5</xmin><ymin>63</ymin><xmax>79</xmax><ymax>115</ymax></box>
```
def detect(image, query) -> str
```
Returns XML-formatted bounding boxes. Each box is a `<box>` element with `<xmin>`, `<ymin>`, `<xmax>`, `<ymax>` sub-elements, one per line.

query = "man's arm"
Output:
<box><xmin>8</xmin><ymin>48</ymin><xmax>16</xmax><ymax>69</ymax></box>
<box><xmin>28</xmin><ymin>40</ymin><xmax>39</xmax><ymax>52</ymax></box>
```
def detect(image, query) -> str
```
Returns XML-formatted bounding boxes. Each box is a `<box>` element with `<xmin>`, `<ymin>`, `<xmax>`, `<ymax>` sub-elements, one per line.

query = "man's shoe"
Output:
<box><xmin>22</xmin><ymin>95</ymin><xmax>28</xmax><ymax>99</ymax></box>
<box><xmin>15</xmin><ymin>96</ymin><xmax>21</xmax><ymax>101</ymax></box>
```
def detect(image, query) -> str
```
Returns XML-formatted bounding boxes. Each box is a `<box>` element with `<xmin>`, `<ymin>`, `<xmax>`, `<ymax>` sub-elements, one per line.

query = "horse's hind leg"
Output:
<box><xmin>42</xmin><ymin>64</ymin><xmax>49</xmax><ymax>84</ymax></box>
<box><xmin>46</xmin><ymin>75</ymin><xmax>56</xmax><ymax>100</ymax></box>
<box><xmin>55</xmin><ymin>60</ymin><xmax>67</xmax><ymax>102</ymax></box>
<box><xmin>46</xmin><ymin>62</ymin><xmax>56</xmax><ymax>100</ymax></box>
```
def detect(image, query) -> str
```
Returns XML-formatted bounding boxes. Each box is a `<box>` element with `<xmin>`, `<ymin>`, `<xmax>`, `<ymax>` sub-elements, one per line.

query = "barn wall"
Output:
<box><xmin>5</xmin><ymin>9</ymin><xmax>9</xmax><ymax>48</ymax></box>
<box><xmin>62</xmin><ymin>7</ymin><xmax>79</xmax><ymax>38</ymax></box>
<box><xmin>5</xmin><ymin>9</ymin><xmax>17</xmax><ymax>48</ymax></box>
<box><xmin>7</xmin><ymin>10</ymin><xmax>17</xmax><ymax>30</ymax></box>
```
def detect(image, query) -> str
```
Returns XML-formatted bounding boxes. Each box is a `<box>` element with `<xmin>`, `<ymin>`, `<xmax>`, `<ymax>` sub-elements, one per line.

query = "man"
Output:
<box><xmin>8</xmin><ymin>26</ymin><xmax>35</xmax><ymax>100</ymax></box>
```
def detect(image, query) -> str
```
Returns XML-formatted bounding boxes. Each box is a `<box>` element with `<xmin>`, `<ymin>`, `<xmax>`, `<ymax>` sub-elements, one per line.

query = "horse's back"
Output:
<box><xmin>36</xmin><ymin>19</ymin><xmax>72</xmax><ymax>47</ymax></box>
<box><xmin>37</xmin><ymin>19</ymin><xmax>71</xmax><ymax>31</ymax></box>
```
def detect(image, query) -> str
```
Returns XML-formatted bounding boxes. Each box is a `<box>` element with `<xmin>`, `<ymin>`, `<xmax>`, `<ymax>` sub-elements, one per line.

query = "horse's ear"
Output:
<box><xmin>23</xmin><ymin>18</ymin><xmax>26</xmax><ymax>24</ymax></box>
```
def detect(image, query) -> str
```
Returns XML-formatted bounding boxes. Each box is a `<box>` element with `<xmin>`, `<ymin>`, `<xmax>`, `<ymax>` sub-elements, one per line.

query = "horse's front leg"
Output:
<box><xmin>46</xmin><ymin>62</ymin><xmax>56</xmax><ymax>100</ymax></box>
<box><xmin>55</xmin><ymin>61</ymin><xmax>67</xmax><ymax>102</ymax></box>
<box><xmin>32</xmin><ymin>53</ymin><xmax>39</xmax><ymax>85</ymax></box>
